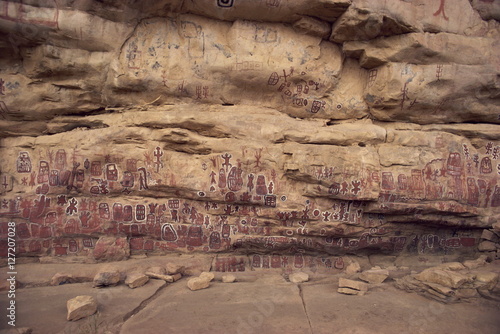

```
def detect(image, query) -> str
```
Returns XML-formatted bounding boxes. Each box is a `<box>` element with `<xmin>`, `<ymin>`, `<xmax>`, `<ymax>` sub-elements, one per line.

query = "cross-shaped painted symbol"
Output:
<box><xmin>154</xmin><ymin>147</ymin><xmax>164</xmax><ymax>173</ymax></box>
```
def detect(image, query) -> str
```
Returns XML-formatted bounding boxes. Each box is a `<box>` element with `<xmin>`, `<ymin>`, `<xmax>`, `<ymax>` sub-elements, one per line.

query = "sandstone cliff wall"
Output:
<box><xmin>0</xmin><ymin>0</ymin><xmax>499</xmax><ymax>270</ymax></box>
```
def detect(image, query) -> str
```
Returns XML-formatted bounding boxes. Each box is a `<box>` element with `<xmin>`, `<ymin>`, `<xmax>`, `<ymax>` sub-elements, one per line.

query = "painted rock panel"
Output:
<box><xmin>0</xmin><ymin>0</ymin><xmax>499</xmax><ymax>263</ymax></box>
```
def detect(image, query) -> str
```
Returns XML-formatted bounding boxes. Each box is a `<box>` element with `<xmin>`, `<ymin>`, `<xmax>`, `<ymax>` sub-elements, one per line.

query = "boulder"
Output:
<box><xmin>473</xmin><ymin>272</ymin><xmax>499</xmax><ymax>291</ymax></box>
<box><xmin>415</xmin><ymin>269</ymin><xmax>473</xmax><ymax>289</ymax></box>
<box><xmin>187</xmin><ymin>271</ymin><xmax>215</xmax><ymax>291</ymax></box>
<box><xmin>463</xmin><ymin>255</ymin><xmax>488</xmax><ymax>270</ymax></box>
<box><xmin>456</xmin><ymin>288</ymin><xmax>479</xmax><ymax>299</ymax></box>
<box><xmin>359</xmin><ymin>269</ymin><xmax>389</xmax><ymax>284</ymax></box>
<box><xmin>166</xmin><ymin>263</ymin><xmax>186</xmax><ymax>275</ymax></box>
<box><xmin>146</xmin><ymin>273</ymin><xmax>176</xmax><ymax>283</ymax></box>
<box><xmin>125</xmin><ymin>273</ymin><xmax>149</xmax><ymax>289</ymax></box>
<box><xmin>51</xmin><ymin>273</ymin><xmax>75</xmax><ymax>286</ymax></box>
<box><xmin>481</xmin><ymin>229</ymin><xmax>499</xmax><ymax>243</ymax></box>
<box><xmin>222</xmin><ymin>275</ymin><xmax>237</xmax><ymax>283</ymax></box>
<box><xmin>145</xmin><ymin>266</ymin><xmax>166</xmax><ymax>276</ymax></box>
<box><xmin>171</xmin><ymin>273</ymin><xmax>182</xmax><ymax>282</ymax></box>
<box><xmin>145</xmin><ymin>266</ymin><xmax>180</xmax><ymax>282</ymax></box>
<box><xmin>289</xmin><ymin>272</ymin><xmax>309</xmax><ymax>283</ymax></box>
<box><xmin>199</xmin><ymin>272</ymin><xmax>215</xmax><ymax>282</ymax></box>
<box><xmin>422</xmin><ymin>282</ymin><xmax>455</xmax><ymax>297</ymax></box>
<box><xmin>338</xmin><ymin>278</ymin><xmax>369</xmax><ymax>292</ymax></box>
<box><xmin>395</xmin><ymin>275</ymin><xmax>460</xmax><ymax>303</ymax></box>
<box><xmin>344</xmin><ymin>261</ymin><xmax>361</xmax><ymax>275</ymax></box>
<box><xmin>93</xmin><ymin>270</ymin><xmax>121</xmax><ymax>288</ymax></box>
<box><xmin>492</xmin><ymin>222</ymin><xmax>500</xmax><ymax>235</ymax></box>
<box><xmin>92</xmin><ymin>237</ymin><xmax>130</xmax><ymax>262</ymax></box>
<box><xmin>66</xmin><ymin>295</ymin><xmax>97</xmax><ymax>321</ymax></box>
<box><xmin>187</xmin><ymin>277</ymin><xmax>211</xmax><ymax>291</ymax></box>
<box><xmin>478</xmin><ymin>241</ymin><xmax>498</xmax><ymax>252</ymax></box>
<box><xmin>470</xmin><ymin>0</ymin><xmax>500</xmax><ymax>20</ymax></box>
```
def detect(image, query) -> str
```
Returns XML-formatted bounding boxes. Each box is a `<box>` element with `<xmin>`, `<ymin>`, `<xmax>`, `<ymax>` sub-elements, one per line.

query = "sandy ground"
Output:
<box><xmin>1</xmin><ymin>262</ymin><xmax>499</xmax><ymax>334</ymax></box>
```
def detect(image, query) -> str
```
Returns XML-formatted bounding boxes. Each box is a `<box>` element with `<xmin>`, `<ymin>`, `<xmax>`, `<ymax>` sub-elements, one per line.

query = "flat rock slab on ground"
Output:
<box><xmin>0</xmin><ymin>280</ymin><xmax>165</xmax><ymax>333</ymax></box>
<box><xmin>301</xmin><ymin>284</ymin><xmax>500</xmax><ymax>334</ymax></box>
<box><xmin>1</xmin><ymin>278</ymin><xmax>499</xmax><ymax>334</ymax></box>
<box><xmin>121</xmin><ymin>280</ymin><xmax>311</xmax><ymax>334</ymax></box>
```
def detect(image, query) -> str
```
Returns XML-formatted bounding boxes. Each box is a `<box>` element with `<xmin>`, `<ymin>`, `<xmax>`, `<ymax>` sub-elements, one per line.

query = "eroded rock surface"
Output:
<box><xmin>0</xmin><ymin>0</ymin><xmax>499</xmax><ymax>276</ymax></box>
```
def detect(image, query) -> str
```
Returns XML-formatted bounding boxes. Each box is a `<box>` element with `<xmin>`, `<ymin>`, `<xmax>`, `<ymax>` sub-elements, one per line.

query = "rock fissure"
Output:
<box><xmin>120</xmin><ymin>280</ymin><xmax>169</xmax><ymax>325</ymax></box>
<box><xmin>298</xmin><ymin>283</ymin><xmax>315</xmax><ymax>334</ymax></box>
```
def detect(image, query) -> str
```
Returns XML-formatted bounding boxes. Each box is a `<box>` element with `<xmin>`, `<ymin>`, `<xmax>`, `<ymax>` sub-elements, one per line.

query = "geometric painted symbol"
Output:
<box><xmin>217</xmin><ymin>0</ymin><xmax>234</xmax><ymax>7</ymax></box>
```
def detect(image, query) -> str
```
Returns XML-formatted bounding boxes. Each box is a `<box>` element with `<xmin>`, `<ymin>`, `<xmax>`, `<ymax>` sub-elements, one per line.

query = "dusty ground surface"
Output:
<box><xmin>1</xmin><ymin>258</ymin><xmax>499</xmax><ymax>334</ymax></box>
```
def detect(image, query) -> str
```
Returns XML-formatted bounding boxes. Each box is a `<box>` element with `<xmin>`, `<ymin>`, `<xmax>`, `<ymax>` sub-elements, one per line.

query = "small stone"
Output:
<box><xmin>359</xmin><ymin>269</ymin><xmax>389</xmax><ymax>284</ymax></box>
<box><xmin>187</xmin><ymin>277</ymin><xmax>210</xmax><ymax>291</ymax></box>
<box><xmin>66</xmin><ymin>295</ymin><xmax>97</xmax><ymax>321</ymax></box>
<box><xmin>145</xmin><ymin>266</ymin><xmax>166</xmax><ymax>276</ymax></box>
<box><xmin>492</xmin><ymin>222</ymin><xmax>500</xmax><ymax>234</ymax></box>
<box><xmin>93</xmin><ymin>270</ymin><xmax>120</xmax><ymax>288</ymax></box>
<box><xmin>478</xmin><ymin>241</ymin><xmax>498</xmax><ymax>252</ymax></box>
<box><xmin>337</xmin><ymin>287</ymin><xmax>362</xmax><ymax>295</ymax></box>
<box><xmin>199</xmin><ymin>272</ymin><xmax>215</xmax><ymax>282</ymax></box>
<box><xmin>171</xmin><ymin>273</ymin><xmax>182</xmax><ymax>282</ymax></box>
<box><xmin>222</xmin><ymin>275</ymin><xmax>237</xmax><ymax>283</ymax></box>
<box><xmin>145</xmin><ymin>266</ymin><xmax>177</xmax><ymax>282</ymax></box>
<box><xmin>289</xmin><ymin>272</ymin><xmax>309</xmax><ymax>283</ymax></box>
<box><xmin>463</xmin><ymin>255</ymin><xmax>488</xmax><ymax>270</ymax></box>
<box><xmin>473</xmin><ymin>272</ymin><xmax>499</xmax><ymax>290</ymax></box>
<box><xmin>147</xmin><ymin>273</ymin><xmax>175</xmax><ymax>282</ymax></box>
<box><xmin>338</xmin><ymin>277</ymin><xmax>369</xmax><ymax>292</ymax></box>
<box><xmin>455</xmin><ymin>288</ymin><xmax>479</xmax><ymax>299</ymax></box>
<box><xmin>51</xmin><ymin>273</ymin><xmax>75</xmax><ymax>286</ymax></box>
<box><xmin>344</xmin><ymin>261</ymin><xmax>361</xmax><ymax>275</ymax></box>
<box><xmin>125</xmin><ymin>273</ymin><xmax>149</xmax><ymax>288</ymax></box>
<box><xmin>481</xmin><ymin>229</ymin><xmax>499</xmax><ymax>242</ymax></box>
<box><xmin>166</xmin><ymin>263</ymin><xmax>186</xmax><ymax>275</ymax></box>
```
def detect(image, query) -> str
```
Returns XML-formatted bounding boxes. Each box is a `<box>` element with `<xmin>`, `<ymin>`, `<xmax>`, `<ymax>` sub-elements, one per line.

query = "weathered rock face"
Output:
<box><xmin>0</xmin><ymin>0</ymin><xmax>499</xmax><ymax>270</ymax></box>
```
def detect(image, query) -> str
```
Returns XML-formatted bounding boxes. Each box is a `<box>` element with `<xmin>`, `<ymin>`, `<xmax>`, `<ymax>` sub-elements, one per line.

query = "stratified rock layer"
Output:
<box><xmin>0</xmin><ymin>0</ymin><xmax>499</xmax><ymax>270</ymax></box>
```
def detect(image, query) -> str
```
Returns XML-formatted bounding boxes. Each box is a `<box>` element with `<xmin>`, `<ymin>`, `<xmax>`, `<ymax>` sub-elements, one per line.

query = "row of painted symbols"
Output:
<box><xmin>213</xmin><ymin>254</ymin><xmax>345</xmax><ymax>272</ymax></box>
